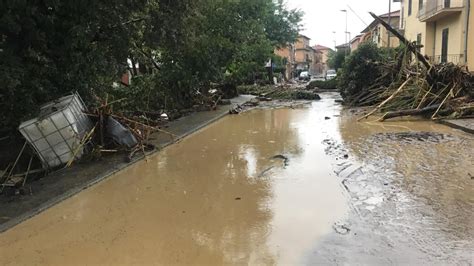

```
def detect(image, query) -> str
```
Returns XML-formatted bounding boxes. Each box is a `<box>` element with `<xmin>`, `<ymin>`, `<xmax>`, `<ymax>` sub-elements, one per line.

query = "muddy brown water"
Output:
<box><xmin>0</xmin><ymin>93</ymin><xmax>472</xmax><ymax>265</ymax></box>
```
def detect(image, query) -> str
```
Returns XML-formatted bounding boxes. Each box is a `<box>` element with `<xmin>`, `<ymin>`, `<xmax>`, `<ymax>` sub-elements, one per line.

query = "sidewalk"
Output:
<box><xmin>0</xmin><ymin>95</ymin><xmax>254</xmax><ymax>233</ymax></box>
<box><xmin>439</xmin><ymin>119</ymin><xmax>474</xmax><ymax>134</ymax></box>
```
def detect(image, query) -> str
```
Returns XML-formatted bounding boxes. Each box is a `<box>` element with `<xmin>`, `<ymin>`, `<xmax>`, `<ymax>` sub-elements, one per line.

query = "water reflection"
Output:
<box><xmin>0</xmin><ymin>101</ymin><xmax>348</xmax><ymax>265</ymax></box>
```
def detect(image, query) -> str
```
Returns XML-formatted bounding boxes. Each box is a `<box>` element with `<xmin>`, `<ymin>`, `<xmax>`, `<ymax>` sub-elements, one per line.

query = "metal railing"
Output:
<box><xmin>418</xmin><ymin>0</ymin><xmax>464</xmax><ymax>21</ymax></box>
<box><xmin>428</xmin><ymin>54</ymin><xmax>464</xmax><ymax>64</ymax></box>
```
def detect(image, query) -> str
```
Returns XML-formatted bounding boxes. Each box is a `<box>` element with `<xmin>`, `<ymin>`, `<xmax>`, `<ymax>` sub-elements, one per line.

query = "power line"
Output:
<box><xmin>347</xmin><ymin>4</ymin><xmax>368</xmax><ymax>26</ymax></box>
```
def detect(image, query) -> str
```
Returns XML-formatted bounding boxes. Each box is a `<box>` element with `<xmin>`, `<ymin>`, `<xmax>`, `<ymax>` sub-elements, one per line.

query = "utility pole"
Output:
<box><xmin>387</xmin><ymin>0</ymin><xmax>392</xmax><ymax>48</ymax></box>
<box><xmin>341</xmin><ymin>9</ymin><xmax>348</xmax><ymax>55</ymax></box>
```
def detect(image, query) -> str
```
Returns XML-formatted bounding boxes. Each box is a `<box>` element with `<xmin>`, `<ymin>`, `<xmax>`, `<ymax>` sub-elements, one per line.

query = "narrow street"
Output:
<box><xmin>1</xmin><ymin>93</ymin><xmax>472</xmax><ymax>265</ymax></box>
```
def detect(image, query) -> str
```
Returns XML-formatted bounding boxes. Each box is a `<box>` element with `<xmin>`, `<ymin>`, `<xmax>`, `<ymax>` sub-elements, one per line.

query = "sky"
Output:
<box><xmin>287</xmin><ymin>0</ymin><xmax>401</xmax><ymax>49</ymax></box>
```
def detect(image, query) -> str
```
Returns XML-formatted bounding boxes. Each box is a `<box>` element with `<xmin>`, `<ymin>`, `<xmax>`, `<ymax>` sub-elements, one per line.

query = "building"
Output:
<box><xmin>335</xmin><ymin>43</ymin><xmax>351</xmax><ymax>53</ymax></box>
<box><xmin>349</xmin><ymin>35</ymin><xmax>364</xmax><ymax>51</ymax></box>
<box><xmin>313</xmin><ymin>45</ymin><xmax>334</xmax><ymax>74</ymax></box>
<box><xmin>275</xmin><ymin>35</ymin><xmax>324</xmax><ymax>79</ymax></box>
<box><xmin>401</xmin><ymin>0</ymin><xmax>472</xmax><ymax>68</ymax></box>
<box><xmin>295</xmin><ymin>35</ymin><xmax>317</xmax><ymax>75</ymax></box>
<box><xmin>469</xmin><ymin>0</ymin><xmax>474</xmax><ymax>69</ymax></box>
<box><xmin>274</xmin><ymin>44</ymin><xmax>296</xmax><ymax>80</ymax></box>
<box><xmin>361</xmin><ymin>10</ymin><xmax>401</xmax><ymax>48</ymax></box>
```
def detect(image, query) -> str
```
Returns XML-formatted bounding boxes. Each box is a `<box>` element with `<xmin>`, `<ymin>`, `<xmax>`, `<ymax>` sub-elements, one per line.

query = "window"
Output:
<box><xmin>441</xmin><ymin>28</ymin><xmax>449</xmax><ymax>63</ymax></box>
<box><xmin>418</xmin><ymin>0</ymin><xmax>423</xmax><ymax>11</ymax></box>
<box><xmin>378</xmin><ymin>27</ymin><xmax>381</xmax><ymax>44</ymax></box>
<box><xmin>416</xmin><ymin>33</ymin><xmax>422</xmax><ymax>52</ymax></box>
<box><xmin>408</xmin><ymin>0</ymin><xmax>412</xmax><ymax>16</ymax></box>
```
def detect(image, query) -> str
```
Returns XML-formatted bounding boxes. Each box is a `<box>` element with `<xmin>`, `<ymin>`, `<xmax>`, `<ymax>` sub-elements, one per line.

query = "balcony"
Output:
<box><xmin>428</xmin><ymin>54</ymin><xmax>464</xmax><ymax>64</ymax></box>
<box><xmin>418</xmin><ymin>0</ymin><xmax>464</xmax><ymax>22</ymax></box>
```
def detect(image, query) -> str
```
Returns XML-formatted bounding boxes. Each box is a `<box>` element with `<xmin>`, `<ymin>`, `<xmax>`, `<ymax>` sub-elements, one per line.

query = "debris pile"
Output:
<box><xmin>88</xmin><ymin>94</ymin><xmax>175</xmax><ymax>162</ymax></box>
<box><xmin>238</xmin><ymin>84</ymin><xmax>321</xmax><ymax>101</ymax></box>
<box><xmin>1</xmin><ymin>93</ymin><xmax>176</xmax><ymax>192</ymax></box>
<box><xmin>350</xmin><ymin>13</ymin><xmax>474</xmax><ymax>121</ymax></box>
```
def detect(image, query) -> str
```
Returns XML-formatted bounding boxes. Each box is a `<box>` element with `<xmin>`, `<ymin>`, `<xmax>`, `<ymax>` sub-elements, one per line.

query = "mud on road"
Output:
<box><xmin>0</xmin><ymin>92</ymin><xmax>472</xmax><ymax>265</ymax></box>
<box><xmin>313</xmin><ymin>97</ymin><xmax>474</xmax><ymax>265</ymax></box>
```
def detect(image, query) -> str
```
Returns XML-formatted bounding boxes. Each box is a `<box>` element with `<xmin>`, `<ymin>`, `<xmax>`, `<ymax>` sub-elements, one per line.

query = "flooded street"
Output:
<box><xmin>0</xmin><ymin>93</ymin><xmax>473</xmax><ymax>265</ymax></box>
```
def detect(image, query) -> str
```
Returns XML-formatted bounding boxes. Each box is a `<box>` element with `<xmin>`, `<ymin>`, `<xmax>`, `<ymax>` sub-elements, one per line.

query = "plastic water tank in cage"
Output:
<box><xmin>18</xmin><ymin>93</ymin><xmax>93</xmax><ymax>169</ymax></box>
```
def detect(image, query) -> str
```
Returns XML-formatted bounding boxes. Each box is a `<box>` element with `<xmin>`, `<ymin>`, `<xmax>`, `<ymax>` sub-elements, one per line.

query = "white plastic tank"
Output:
<box><xmin>18</xmin><ymin>93</ymin><xmax>92</xmax><ymax>169</ymax></box>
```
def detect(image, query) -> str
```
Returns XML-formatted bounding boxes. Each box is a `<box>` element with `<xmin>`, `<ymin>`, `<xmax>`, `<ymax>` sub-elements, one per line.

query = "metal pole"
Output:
<box><xmin>388</xmin><ymin>0</ymin><xmax>392</xmax><ymax>48</ymax></box>
<box><xmin>345</xmin><ymin>10</ymin><xmax>348</xmax><ymax>55</ymax></box>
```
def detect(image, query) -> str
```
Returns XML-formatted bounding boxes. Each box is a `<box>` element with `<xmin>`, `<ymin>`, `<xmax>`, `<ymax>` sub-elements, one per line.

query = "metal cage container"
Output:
<box><xmin>18</xmin><ymin>93</ymin><xmax>93</xmax><ymax>169</ymax></box>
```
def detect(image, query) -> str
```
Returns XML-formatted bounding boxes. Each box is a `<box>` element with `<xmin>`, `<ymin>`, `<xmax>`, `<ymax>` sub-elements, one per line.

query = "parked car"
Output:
<box><xmin>299</xmin><ymin>71</ymin><xmax>311</xmax><ymax>81</ymax></box>
<box><xmin>326</xmin><ymin>69</ymin><xmax>337</xmax><ymax>80</ymax></box>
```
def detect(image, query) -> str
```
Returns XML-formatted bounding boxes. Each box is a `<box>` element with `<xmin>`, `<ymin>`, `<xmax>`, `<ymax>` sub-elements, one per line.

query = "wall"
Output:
<box><xmin>379</xmin><ymin>21</ymin><xmax>401</xmax><ymax>48</ymax></box>
<box><xmin>433</xmin><ymin>13</ymin><xmax>465</xmax><ymax>61</ymax></box>
<box><xmin>295</xmin><ymin>37</ymin><xmax>310</xmax><ymax>50</ymax></box>
<box><xmin>467</xmin><ymin>0</ymin><xmax>474</xmax><ymax>70</ymax></box>
<box><xmin>403</xmin><ymin>0</ymin><xmax>430</xmax><ymax>54</ymax></box>
<box><xmin>274</xmin><ymin>46</ymin><xmax>295</xmax><ymax>80</ymax></box>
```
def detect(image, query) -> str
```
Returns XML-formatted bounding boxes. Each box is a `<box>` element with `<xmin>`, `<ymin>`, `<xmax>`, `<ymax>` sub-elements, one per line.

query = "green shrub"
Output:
<box><xmin>306</xmin><ymin>79</ymin><xmax>337</xmax><ymax>90</ymax></box>
<box><xmin>338</xmin><ymin>42</ymin><xmax>397</xmax><ymax>103</ymax></box>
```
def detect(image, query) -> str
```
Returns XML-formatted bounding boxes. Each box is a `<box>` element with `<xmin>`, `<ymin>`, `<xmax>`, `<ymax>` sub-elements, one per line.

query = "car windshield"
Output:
<box><xmin>327</xmin><ymin>70</ymin><xmax>336</xmax><ymax>75</ymax></box>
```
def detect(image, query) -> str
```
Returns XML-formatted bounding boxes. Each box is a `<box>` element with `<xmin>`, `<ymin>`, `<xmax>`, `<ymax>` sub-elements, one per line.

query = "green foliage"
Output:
<box><xmin>307</xmin><ymin>79</ymin><xmax>338</xmax><ymax>90</ymax></box>
<box><xmin>338</xmin><ymin>42</ymin><xmax>397</xmax><ymax>102</ymax></box>
<box><xmin>327</xmin><ymin>50</ymin><xmax>348</xmax><ymax>70</ymax></box>
<box><xmin>0</xmin><ymin>0</ymin><xmax>302</xmax><ymax>134</ymax></box>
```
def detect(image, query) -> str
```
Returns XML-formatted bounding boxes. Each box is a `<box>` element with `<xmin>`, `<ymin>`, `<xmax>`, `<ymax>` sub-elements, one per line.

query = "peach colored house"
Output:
<box><xmin>350</xmin><ymin>35</ymin><xmax>364</xmax><ymax>51</ymax></box>
<box><xmin>275</xmin><ymin>44</ymin><xmax>296</xmax><ymax>79</ymax></box>
<box><xmin>295</xmin><ymin>35</ymin><xmax>313</xmax><ymax>72</ymax></box>
<box><xmin>401</xmin><ymin>0</ymin><xmax>472</xmax><ymax>67</ymax></box>
<box><xmin>361</xmin><ymin>10</ymin><xmax>401</xmax><ymax>48</ymax></box>
<box><xmin>313</xmin><ymin>45</ymin><xmax>333</xmax><ymax>74</ymax></box>
<box><xmin>275</xmin><ymin>35</ymin><xmax>325</xmax><ymax>78</ymax></box>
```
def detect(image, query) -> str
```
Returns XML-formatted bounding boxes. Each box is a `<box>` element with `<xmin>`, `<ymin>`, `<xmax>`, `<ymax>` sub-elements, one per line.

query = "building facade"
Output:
<box><xmin>362</xmin><ymin>11</ymin><xmax>401</xmax><ymax>48</ymax></box>
<box><xmin>401</xmin><ymin>0</ymin><xmax>472</xmax><ymax>68</ymax></box>
<box><xmin>350</xmin><ymin>35</ymin><xmax>363</xmax><ymax>51</ymax></box>
<box><xmin>274</xmin><ymin>44</ymin><xmax>296</xmax><ymax>80</ymax></box>
<box><xmin>275</xmin><ymin>35</ymin><xmax>325</xmax><ymax>79</ymax></box>
<box><xmin>295</xmin><ymin>35</ymin><xmax>315</xmax><ymax>74</ymax></box>
<box><xmin>313</xmin><ymin>45</ymin><xmax>334</xmax><ymax>74</ymax></box>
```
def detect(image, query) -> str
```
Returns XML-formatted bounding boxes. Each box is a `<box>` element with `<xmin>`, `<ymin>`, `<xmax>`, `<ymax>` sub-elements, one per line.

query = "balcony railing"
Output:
<box><xmin>418</xmin><ymin>0</ymin><xmax>464</xmax><ymax>22</ymax></box>
<box><xmin>428</xmin><ymin>54</ymin><xmax>464</xmax><ymax>64</ymax></box>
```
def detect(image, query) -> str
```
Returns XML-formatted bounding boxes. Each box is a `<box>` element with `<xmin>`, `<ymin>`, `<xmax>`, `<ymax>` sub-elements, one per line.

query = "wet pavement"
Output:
<box><xmin>0</xmin><ymin>93</ymin><xmax>473</xmax><ymax>265</ymax></box>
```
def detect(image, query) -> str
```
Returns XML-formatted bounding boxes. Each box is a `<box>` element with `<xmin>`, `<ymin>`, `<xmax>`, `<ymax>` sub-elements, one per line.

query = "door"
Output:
<box><xmin>444</xmin><ymin>0</ymin><xmax>450</xmax><ymax>8</ymax></box>
<box><xmin>441</xmin><ymin>28</ymin><xmax>449</xmax><ymax>63</ymax></box>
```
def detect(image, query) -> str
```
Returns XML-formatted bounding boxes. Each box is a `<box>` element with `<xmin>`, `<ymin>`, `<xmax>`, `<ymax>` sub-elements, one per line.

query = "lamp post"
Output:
<box><xmin>332</xmin><ymin>31</ymin><xmax>337</xmax><ymax>50</ymax></box>
<box><xmin>346</xmin><ymin>31</ymin><xmax>351</xmax><ymax>50</ymax></box>
<box><xmin>340</xmin><ymin>9</ymin><xmax>348</xmax><ymax>55</ymax></box>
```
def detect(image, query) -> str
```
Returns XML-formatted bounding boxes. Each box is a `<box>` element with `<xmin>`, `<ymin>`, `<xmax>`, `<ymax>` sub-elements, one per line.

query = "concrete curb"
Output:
<box><xmin>438</xmin><ymin>119</ymin><xmax>474</xmax><ymax>134</ymax></box>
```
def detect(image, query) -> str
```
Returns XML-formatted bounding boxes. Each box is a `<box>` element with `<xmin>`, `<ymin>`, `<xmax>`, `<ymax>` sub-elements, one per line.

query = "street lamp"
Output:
<box><xmin>346</xmin><ymin>31</ymin><xmax>352</xmax><ymax>48</ymax></box>
<box><xmin>340</xmin><ymin>9</ymin><xmax>348</xmax><ymax>55</ymax></box>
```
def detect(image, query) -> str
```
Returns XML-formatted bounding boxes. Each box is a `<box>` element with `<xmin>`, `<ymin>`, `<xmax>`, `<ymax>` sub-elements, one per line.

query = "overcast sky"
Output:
<box><xmin>287</xmin><ymin>0</ymin><xmax>401</xmax><ymax>49</ymax></box>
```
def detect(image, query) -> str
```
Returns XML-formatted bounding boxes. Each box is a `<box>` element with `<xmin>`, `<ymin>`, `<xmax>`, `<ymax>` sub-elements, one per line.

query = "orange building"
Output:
<box><xmin>313</xmin><ymin>44</ymin><xmax>334</xmax><ymax>74</ymax></box>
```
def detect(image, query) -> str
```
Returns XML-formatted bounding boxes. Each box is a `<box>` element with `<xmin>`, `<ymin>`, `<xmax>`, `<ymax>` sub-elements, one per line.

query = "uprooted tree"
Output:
<box><xmin>339</xmin><ymin>12</ymin><xmax>473</xmax><ymax>121</ymax></box>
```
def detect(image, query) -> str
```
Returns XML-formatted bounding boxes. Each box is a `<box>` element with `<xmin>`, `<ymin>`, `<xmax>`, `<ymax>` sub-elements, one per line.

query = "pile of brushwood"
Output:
<box><xmin>84</xmin><ymin>94</ymin><xmax>177</xmax><ymax>163</ymax></box>
<box><xmin>306</xmin><ymin>79</ymin><xmax>338</xmax><ymax>91</ymax></box>
<box><xmin>343</xmin><ymin>13</ymin><xmax>473</xmax><ymax>121</ymax></box>
<box><xmin>238</xmin><ymin>84</ymin><xmax>321</xmax><ymax>100</ymax></box>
